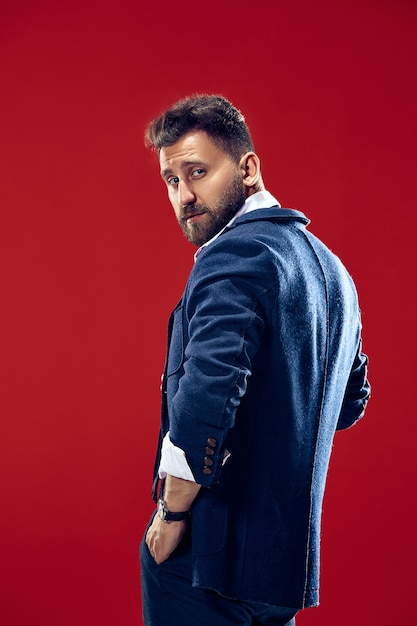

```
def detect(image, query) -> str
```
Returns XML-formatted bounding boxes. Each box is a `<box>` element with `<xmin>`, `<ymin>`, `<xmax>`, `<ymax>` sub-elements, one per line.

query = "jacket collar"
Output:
<box><xmin>229</xmin><ymin>206</ymin><xmax>310</xmax><ymax>227</ymax></box>
<box><xmin>194</xmin><ymin>206</ymin><xmax>310</xmax><ymax>263</ymax></box>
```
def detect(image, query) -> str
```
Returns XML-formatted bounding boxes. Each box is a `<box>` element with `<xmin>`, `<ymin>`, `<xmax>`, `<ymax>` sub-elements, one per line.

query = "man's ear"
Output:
<box><xmin>239</xmin><ymin>152</ymin><xmax>261</xmax><ymax>188</ymax></box>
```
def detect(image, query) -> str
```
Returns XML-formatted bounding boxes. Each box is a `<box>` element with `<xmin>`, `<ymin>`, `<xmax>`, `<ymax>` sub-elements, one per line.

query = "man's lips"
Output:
<box><xmin>184</xmin><ymin>211</ymin><xmax>206</xmax><ymax>224</ymax></box>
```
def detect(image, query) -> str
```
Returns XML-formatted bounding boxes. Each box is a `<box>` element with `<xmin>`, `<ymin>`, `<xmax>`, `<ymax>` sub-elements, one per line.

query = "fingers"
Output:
<box><xmin>145</xmin><ymin>516</ymin><xmax>187</xmax><ymax>564</ymax></box>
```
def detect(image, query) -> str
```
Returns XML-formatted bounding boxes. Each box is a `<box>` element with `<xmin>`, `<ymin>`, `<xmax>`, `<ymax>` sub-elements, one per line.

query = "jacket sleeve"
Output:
<box><xmin>336</xmin><ymin>341</ymin><xmax>370</xmax><ymax>430</ymax></box>
<box><xmin>167</xmin><ymin>239</ymin><xmax>273</xmax><ymax>487</ymax></box>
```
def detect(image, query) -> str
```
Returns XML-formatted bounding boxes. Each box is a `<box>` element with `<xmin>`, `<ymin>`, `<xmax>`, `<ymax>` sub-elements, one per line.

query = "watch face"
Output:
<box><xmin>157</xmin><ymin>500</ymin><xmax>166</xmax><ymax>521</ymax></box>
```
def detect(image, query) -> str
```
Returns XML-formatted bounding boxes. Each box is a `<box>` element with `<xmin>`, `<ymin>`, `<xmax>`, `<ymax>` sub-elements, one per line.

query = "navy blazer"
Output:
<box><xmin>157</xmin><ymin>207</ymin><xmax>370</xmax><ymax>609</ymax></box>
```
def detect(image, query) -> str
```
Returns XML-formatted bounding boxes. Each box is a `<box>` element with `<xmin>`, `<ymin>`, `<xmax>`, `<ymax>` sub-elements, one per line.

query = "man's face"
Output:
<box><xmin>159</xmin><ymin>131</ymin><xmax>246</xmax><ymax>246</ymax></box>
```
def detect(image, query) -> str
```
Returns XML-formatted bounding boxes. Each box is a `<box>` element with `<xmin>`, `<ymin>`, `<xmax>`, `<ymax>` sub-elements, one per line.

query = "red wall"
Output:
<box><xmin>1</xmin><ymin>1</ymin><xmax>416</xmax><ymax>624</ymax></box>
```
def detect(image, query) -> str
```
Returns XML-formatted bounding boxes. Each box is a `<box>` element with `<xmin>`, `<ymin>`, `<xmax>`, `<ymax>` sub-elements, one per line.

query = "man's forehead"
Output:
<box><xmin>159</xmin><ymin>131</ymin><xmax>224</xmax><ymax>174</ymax></box>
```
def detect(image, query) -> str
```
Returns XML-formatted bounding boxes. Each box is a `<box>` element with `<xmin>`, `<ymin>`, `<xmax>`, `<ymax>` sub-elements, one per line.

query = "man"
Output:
<box><xmin>140</xmin><ymin>95</ymin><xmax>370</xmax><ymax>626</ymax></box>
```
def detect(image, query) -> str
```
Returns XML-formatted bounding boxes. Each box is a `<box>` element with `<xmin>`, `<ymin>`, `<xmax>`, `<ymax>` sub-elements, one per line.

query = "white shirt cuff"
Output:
<box><xmin>158</xmin><ymin>432</ymin><xmax>196</xmax><ymax>482</ymax></box>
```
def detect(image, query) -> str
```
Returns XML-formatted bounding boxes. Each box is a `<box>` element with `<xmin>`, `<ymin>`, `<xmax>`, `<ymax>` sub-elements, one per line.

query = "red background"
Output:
<box><xmin>1</xmin><ymin>1</ymin><xmax>416</xmax><ymax>624</ymax></box>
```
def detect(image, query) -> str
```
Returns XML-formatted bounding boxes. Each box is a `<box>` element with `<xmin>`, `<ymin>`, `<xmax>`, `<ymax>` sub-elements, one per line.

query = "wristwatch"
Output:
<box><xmin>157</xmin><ymin>499</ymin><xmax>190</xmax><ymax>523</ymax></box>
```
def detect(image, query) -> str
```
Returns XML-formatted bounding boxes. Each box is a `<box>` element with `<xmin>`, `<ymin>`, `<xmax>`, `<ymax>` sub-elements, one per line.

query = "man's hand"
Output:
<box><xmin>145</xmin><ymin>513</ymin><xmax>187</xmax><ymax>564</ymax></box>
<box><xmin>146</xmin><ymin>473</ymin><xmax>201</xmax><ymax>564</ymax></box>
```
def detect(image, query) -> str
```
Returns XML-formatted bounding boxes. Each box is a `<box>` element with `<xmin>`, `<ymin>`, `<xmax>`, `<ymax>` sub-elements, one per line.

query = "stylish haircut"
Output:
<box><xmin>145</xmin><ymin>94</ymin><xmax>255</xmax><ymax>162</ymax></box>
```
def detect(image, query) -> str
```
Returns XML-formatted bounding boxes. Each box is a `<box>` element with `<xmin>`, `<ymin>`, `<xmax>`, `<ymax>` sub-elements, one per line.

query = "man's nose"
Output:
<box><xmin>178</xmin><ymin>179</ymin><xmax>196</xmax><ymax>206</ymax></box>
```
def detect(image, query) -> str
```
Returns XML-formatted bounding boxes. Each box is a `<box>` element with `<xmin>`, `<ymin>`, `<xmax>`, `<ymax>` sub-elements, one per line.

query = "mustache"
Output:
<box><xmin>181</xmin><ymin>204</ymin><xmax>209</xmax><ymax>219</ymax></box>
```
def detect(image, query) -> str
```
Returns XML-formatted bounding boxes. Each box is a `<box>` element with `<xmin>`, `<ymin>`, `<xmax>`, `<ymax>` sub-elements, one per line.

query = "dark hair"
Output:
<box><xmin>145</xmin><ymin>94</ymin><xmax>254</xmax><ymax>162</ymax></box>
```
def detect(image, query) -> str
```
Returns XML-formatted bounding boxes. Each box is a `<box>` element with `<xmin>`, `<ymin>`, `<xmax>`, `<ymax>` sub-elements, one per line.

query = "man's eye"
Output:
<box><xmin>167</xmin><ymin>176</ymin><xmax>179</xmax><ymax>186</ymax></box>
<box><xmin>191</xmin><ymin>168</ymin><xmax>205</xmax><ymax>178</ymax></box>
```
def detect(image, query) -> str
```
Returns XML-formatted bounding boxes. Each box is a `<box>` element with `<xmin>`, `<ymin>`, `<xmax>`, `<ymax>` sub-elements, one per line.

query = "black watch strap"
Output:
<box><xmin>157</xmin><ymin>499</ymin><xmax>190</xmax><ymax>522</ymax></box>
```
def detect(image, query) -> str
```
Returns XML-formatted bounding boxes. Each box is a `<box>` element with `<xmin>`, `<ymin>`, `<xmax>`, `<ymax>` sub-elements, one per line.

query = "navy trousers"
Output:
<box><xmin>140</xmin><ymin>519</ymin><xmax>297</xmax><ymax>626</ymax></box>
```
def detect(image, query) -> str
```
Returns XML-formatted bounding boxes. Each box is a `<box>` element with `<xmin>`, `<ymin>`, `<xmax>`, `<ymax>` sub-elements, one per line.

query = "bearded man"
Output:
<box><xmin>140</xmin><ymin>94</ymin><xmax>370</xmax><ymax>626</ymax></box>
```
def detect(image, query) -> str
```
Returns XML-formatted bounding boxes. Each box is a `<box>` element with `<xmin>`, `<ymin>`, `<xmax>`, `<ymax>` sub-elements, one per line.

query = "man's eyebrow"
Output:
<box><xmin>160</xmin><ymin>160</ymin><xmax>208</xmax><ymax>178</ymax></box>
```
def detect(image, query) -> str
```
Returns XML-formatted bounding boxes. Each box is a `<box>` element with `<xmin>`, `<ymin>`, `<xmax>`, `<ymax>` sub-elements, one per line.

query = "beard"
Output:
<box><xmin>178</xmin><ymin>173</ymin><xmax>246</xmax><ymax>246</ymax></box>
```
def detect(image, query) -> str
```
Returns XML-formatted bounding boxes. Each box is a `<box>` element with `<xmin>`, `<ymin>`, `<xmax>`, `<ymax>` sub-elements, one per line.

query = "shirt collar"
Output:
<box><xmin>194</xmin><ymin>190</ymin><xmax>280</xmax><ymax>261</ymax></box>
